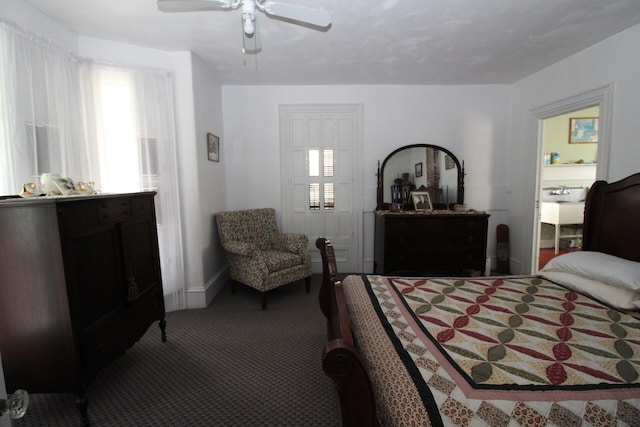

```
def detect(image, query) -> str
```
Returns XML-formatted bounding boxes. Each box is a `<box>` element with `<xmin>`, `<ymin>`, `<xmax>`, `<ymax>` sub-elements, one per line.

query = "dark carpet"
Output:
<box><xmin>15</xmin><ymin>276</ymin><xmax>339</xmax><ymax>426</ymax></box>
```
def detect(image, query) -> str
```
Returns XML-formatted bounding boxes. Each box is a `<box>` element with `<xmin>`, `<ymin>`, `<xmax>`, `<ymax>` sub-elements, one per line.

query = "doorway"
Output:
<box><xmin>525</xmin><ymin>84</ymin><xmax>613</xmax><ymax>274</ymax></box>
<box><xmin>537</xmin><ymin>106</ymin><xmax>599</xmax><ymax>269</ymax></box>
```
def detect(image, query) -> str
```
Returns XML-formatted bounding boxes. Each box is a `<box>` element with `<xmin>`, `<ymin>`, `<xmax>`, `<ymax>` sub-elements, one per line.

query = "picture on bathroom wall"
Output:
<box><xmin>569</xmin><ymin>117</ymin><xmax>598</xmax><ymax>144</ymax></box>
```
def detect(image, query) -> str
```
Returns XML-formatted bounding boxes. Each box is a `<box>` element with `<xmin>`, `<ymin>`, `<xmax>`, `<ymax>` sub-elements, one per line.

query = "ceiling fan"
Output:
<box><xmin>157</xmin><ymin>0</ymin><xmax>332</xmax><ymax>54</ymax></box>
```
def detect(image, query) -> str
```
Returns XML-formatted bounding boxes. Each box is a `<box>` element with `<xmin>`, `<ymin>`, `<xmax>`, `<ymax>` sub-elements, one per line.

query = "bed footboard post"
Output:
<box><xmin>316</xmin><ymin>237</ymin><xmax>338</xmax><ymax>319</ymax></box>
<box><xmin>317</xmin><ymin>237</ymin><xmax>377</xmax><ymax>426</ymax></box>
<box><xmin>322</xmin><ymin>339</ymin><xmax>377</xmax><ymax>427</ymax></box>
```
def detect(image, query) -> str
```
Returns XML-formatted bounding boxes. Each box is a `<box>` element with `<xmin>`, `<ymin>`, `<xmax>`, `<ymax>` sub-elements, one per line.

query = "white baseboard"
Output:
<box><xmin>186</xmin><ymin>267</ymin><xmax>229</xmax><ymax>308</ymax></box>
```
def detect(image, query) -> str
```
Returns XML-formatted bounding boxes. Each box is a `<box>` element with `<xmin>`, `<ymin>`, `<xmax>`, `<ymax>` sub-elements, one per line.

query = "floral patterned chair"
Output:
<box><xmin>215</xmin><ymin>208</ymin><xmax>312</xmax><ymax>310</ymax></box>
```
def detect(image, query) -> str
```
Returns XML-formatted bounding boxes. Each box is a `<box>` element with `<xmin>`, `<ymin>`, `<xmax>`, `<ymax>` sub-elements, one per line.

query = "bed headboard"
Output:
<box><xmin>583</xmin><ymin>172</ymin><xmax>640</xmax><ymax>262</ymax></box>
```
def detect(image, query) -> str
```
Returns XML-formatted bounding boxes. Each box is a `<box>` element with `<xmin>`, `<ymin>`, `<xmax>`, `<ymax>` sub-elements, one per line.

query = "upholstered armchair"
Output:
<box><xmin>215</xmin><ymin>208</ymin><xmax>312</xmax><ymax>310</ymax></box>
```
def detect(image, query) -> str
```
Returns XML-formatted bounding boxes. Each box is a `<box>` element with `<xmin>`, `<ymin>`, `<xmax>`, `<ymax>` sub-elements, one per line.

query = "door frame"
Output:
<box><xmin>525</xmin><ymin>84</ymin><xmax>613</xmax><ymax>273</ymax></box>
<box><xmin>278</xmin><ymin>103</ymin><xmax>364</xmax><ymax>273</ymax></box>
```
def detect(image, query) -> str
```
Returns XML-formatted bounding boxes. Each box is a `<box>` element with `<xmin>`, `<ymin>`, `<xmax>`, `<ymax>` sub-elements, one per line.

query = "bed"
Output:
<box><xmin>317</xmin><ymin>172</ymin><xmax>640</xmax><ymax>426</ymax></box>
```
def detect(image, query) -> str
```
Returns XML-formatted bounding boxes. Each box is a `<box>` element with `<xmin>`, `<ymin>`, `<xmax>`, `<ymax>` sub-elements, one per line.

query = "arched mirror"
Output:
<box><xmin>376</xmin><ymin>144</ymin><xmax>464</xmax><ymax>210</ymax></box>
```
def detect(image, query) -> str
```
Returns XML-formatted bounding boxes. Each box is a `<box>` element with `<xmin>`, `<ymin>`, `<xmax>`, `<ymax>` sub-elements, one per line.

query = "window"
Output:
<box><xmin>24</xmin><ymin>122</ymin><xmax>63</xmax><ymax>181</ymax></box>
<box><xmin>324</xmin><ymin>183</ymin><xmax>334</xmax><ymax>209</ymax></box>
<box><xmin>309</xmin><ymin>183</ymin><xmax>320</xmax><ymax>210</ymax></box>
<box><xmin>308</xmin><ymin>149</ymin><xmax>334</xmax><ymax>210</ymax></box>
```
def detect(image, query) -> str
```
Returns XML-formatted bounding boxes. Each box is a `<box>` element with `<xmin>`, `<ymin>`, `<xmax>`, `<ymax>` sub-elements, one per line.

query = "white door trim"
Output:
<box><xmin>524</xmin><ymin>84</ymin><xmax>614</xmax><ymax>273</ymax></box>
<box><xmin>279</xmin><ymin>103</ymin><xmax>364</xmax><ymax>273</ymax></box>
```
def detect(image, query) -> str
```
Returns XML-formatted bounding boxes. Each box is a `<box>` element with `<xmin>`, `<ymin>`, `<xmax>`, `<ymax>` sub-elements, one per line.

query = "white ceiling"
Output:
<box><xmin>22</xmin><ymin>0</ymin><xmax>640</xmax><ymax>85</ymax></box>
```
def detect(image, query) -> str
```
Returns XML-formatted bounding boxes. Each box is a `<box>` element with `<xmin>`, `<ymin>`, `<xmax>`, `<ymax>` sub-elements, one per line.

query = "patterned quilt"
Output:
<box><xmin>341</xmin><ymin>274</ymin><xmax>640</xmax><ymax>427</ymax></box>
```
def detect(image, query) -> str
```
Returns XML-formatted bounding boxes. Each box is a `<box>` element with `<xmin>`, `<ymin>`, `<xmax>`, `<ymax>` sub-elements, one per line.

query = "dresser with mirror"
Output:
<box><xmin>374</xmin><ymin>144</ymin><xmax>489</xmax><ymax>276</ymax></box>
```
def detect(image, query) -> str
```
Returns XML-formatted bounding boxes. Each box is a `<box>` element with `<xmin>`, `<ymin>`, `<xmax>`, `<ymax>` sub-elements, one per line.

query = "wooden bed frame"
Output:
<box><xmin>583</xmin><ymin>172</ymin><xmax>640</xmax><ymax>262</ymax></box>
<box><xmin>317</xmin><ymin>172</ymin><xmax>640</xmax><ymax>427</ymax></box>
<box><xmin>316</xmin><ymin>237</ymin><xmax>377</xmax><ymax>426</ymax></box>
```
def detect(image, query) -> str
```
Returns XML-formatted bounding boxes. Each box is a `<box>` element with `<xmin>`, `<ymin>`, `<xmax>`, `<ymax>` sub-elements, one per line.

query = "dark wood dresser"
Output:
<box><xmin>0</xmin><ymin>192</ymin><xmax>166</xmax><ymax>425</ymax></box>
<box><xmin>374</xmin><ymin>211</ymin><xmax>490</xmax><ymax>276</ymax></box>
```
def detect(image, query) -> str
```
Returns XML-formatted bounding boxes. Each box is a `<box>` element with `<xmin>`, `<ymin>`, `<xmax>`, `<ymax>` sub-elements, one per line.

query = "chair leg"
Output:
<box><xmin>261</xmin><ymin>292</ymin><xmax>267</xmax><ymax>310</ymax></box>
<box><xmin>305</xmin><ymin>276</ymin><xmax>311</xmax><ymax>293</ymax></box>
<box><xmin>231</xmin><ymin>280</ymin><xmax>236</xmax><ymax>294</ymax></box>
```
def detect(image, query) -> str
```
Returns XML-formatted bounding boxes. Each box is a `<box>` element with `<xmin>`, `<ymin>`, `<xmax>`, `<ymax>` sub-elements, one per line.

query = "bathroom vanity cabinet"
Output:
<box><xmin>540</xmin><ymin>201</ymin><xmax>585</xmax><ymax>254</ymax></box>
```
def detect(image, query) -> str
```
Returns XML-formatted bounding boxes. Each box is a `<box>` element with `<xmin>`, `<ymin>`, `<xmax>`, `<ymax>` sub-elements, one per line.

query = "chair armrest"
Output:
<box><xmin>282</xmin><ymin>233</ymin><xmax>309</xmax><ymax>255</ymax></box>
<box><xmin>223</xmin><ymin>240</ymin><xmax>259</xmax><ymax>257</ymax></box>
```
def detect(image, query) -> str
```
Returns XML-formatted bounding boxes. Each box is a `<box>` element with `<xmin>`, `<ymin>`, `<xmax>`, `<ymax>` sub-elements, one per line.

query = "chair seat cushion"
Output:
<box><xmin>261</xmin><ymin>250</ymin><xmax>302</xmax><ymax>272</ymax></box>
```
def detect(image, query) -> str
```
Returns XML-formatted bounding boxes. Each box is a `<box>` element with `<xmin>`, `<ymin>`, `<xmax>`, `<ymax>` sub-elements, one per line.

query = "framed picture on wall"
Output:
<box><xmin>445</xmin><ymin>154</ymin><xmax>456</xmax><ymax>170</ymax></box>
<box><xmin>207</xmin><ymin>133</ymin><xmax>220</xmax><ymax>162</ymax></box>
<box><xmin>415</xmin><ymin>162</ymin><xmax>423</xmax><ymax>177</ymax></box>
<box><xmin>569</xmin><ymin>117</ymin><xmax>598</xmax><ymax>144</ymax></box>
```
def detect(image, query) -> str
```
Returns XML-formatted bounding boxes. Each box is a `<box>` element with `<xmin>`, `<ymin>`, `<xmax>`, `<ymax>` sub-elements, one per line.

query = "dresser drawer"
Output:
<box><xmin>130</xmin><ymin>196</ymin><xmax>153</xmax><ymax>218</ymax></box>
<box><xmin>98</xmin><ymin>199</ymin><xmax>131</xmax><ymax>223</ymax></box>
<box><xmin>60</xmin><ymin>202</ymin><xmax>98</xmax><ymax>228</ymax></box>
<box><xmin>451</xmin><ymin>229</ymin><xmax>486</xmax><ymax>247</ymax></box>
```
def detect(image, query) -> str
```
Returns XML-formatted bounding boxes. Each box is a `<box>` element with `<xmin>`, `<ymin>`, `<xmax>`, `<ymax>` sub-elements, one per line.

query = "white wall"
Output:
<box><xmin>191</xmin><ymin>54</ymin><xmax>228</xmax><ymax>304</ymax></box>
<box><xmin>510</xmin><ymin>23</ymin><xmax>640</xmax><ymax>273</ymax></box>
<box><xmin>222</xmin><ymin>85</ymin><xmax>512</xmax><ymax>271</ymax></box>
<box><xmin>0</xmin><ymin>0</ymin><xmax>76</xmax><ymax>50</ymax></box>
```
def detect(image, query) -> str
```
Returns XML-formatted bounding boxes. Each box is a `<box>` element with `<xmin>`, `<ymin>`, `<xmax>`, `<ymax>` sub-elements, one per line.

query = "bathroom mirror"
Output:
<box><xmin>376</xmin><ymin>144</ymin><xmax>464</xmax><ymax>210</ymax></box>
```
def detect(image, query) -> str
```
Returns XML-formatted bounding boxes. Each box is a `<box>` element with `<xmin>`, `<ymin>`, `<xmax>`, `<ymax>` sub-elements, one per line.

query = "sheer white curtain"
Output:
<box><xmin>81</xmin><ymin>63</ymin><xmax>186</xmax><ymax>310</ymax></box>
<box><xmin>0</xmin><ymin>22</ymin><xmax>89</xmax><ymax>194</ymax></box>
<box><xmin>1</xmin><ymin>21</ymin><xmax>185</xmax><ymax>311</ymax></box>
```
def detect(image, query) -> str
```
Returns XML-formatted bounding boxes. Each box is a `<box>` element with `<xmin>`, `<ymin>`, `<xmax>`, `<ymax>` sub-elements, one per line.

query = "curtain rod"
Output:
<box><xmin>0</xmin><ymin>18</ymin><xmax>172</xmax><ymax>77</ymax></box>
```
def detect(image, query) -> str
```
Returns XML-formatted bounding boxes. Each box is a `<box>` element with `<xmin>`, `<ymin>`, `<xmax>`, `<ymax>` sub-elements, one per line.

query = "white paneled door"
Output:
<box><xmin>280</xmin><ymin>104</ymin><xmax>362</xmax><ymax>273</ymax></box>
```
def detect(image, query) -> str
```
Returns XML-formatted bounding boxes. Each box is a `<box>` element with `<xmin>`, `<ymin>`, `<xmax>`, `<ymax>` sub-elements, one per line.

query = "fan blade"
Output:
<box><xmin>261</xmin><ymin>2</ymin><xmax>331</xmax><ymax>28</ymax></box>
<box><xmin>157</xmin><ymin>0</ymin><xmax>234</xmax><ymax>12</ymax></box>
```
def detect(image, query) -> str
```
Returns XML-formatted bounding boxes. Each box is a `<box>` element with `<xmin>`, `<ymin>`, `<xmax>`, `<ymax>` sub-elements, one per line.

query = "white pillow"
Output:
<box><xmin>539</xmin><ymin>251</ymin><xmax>640</xmax><ymax>291</ymax></box>
<box><xmin>538</xmin><ymin>270</ymin><xmax>640</xmax><ymax>309</ymax></box>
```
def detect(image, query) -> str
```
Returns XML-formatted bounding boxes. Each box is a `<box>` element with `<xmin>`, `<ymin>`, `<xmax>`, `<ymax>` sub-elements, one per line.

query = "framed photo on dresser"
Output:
<box><xmin>411</xmin><ymin>191</ymin><xmax>432</xmax><ymax>211</ymax></box>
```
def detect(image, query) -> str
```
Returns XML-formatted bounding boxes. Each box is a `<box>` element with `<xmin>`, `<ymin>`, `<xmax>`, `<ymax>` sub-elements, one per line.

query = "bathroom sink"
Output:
<box><xmin>541</xmin><ymin>186</ymin><xmax>587</xmax><ymax>203</ymax></box>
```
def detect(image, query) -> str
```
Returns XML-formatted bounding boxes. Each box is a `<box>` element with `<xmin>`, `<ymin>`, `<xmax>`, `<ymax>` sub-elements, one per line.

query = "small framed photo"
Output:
<box><xmin>415</xmin><ymin>162</ymin><xmax>423</xmax><ymax>177</ymax></box>
<box><xmin>411</xmin><ymin>191</ymin><xmax>432</xmax><ymax>211</ymax></box>
<box><xmin>445</xmin><ymin>154</ymin><xmax>456</xmax><ymax>170</ymax></box>
<box><xmin>207</xmin><ymin>133</ymin><xmax>220</xmax><ymax>162</ymax></box>
<box><xmin>569</xmin><ymin>117</ymin><xmax>598</xmax><ymax>144</ymax></box>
